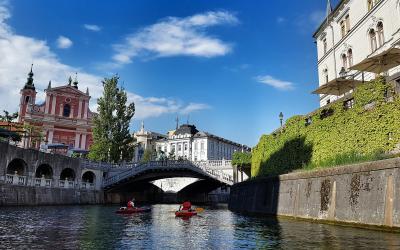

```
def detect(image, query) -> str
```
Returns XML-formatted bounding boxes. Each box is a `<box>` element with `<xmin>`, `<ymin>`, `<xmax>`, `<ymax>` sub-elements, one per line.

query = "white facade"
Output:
<box><xmin>314</xmin><ymin>0</ymin><xmax>400</xmax><ymax>106</ymax></box>
<box><xmin>155</xmin><ymin>124</ymin><xmax>250</xmax><ymax>162</ymax></box>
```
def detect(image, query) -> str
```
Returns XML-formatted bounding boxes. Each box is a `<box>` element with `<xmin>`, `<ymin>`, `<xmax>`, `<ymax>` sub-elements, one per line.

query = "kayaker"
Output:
<box><xmin>127</xmin><ymin>198</ymin><xmax>135</xmax><ymax>208</ymax></box>
<box><xmin>180</xmin><ymin>201</ymin><xmax>193</xmax><ymax>212</ymax></box>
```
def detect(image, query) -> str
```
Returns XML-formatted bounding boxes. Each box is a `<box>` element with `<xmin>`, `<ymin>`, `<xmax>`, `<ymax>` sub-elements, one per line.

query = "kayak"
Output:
<box><xmin>175</xmin><ymin>210</ymin><xmax>197</xmax><ymax>217</ymax></box>
<box><xmin>116</xmin><ymin>207</ymin><xmax>151</xmax><ymax>214</ymax></box>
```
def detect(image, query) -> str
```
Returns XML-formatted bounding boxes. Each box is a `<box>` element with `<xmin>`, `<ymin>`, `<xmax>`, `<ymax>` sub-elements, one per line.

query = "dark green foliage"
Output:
<box><xmin>253</xmin><ymin>77</ymin><xmax>400</xmax><ymax>177</ymax></box>
<box><xmin>89</xmin><ymin>76</ymin><xmax>135</xmax><ymax>163</ymax></box>
<box><xmin>232</xmin><ymin>152</ymin><xmax>252</xmax><ymax>167</ymax></box>
<box><xmin>0</xmin><ymin>110</ymin><xmax>18</xmax><ymax>123</ymax></box>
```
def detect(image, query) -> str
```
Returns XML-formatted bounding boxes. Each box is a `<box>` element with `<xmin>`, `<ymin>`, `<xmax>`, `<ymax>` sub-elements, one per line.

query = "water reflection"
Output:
<box><xmin>0</xmin><ymin>205</ymin><xmax>399</xmax><ymax>249</ymax></box>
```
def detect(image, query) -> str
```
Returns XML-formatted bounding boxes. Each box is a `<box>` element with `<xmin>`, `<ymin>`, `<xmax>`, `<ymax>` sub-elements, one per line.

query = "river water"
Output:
<box><xmin>0</xmin><ymin>204</ymin><xmax>399</xmax><ymax>249</ymax></box>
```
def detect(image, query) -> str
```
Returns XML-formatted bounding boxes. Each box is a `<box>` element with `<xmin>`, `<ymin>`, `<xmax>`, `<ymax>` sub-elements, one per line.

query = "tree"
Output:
<box><xmin>141</xmin><ymin>149</ymin><xmax>154</xmax><ymax>163</ymax></box>
<box><xmin>23</xmin><ymin>124</ymin><xmax>43</xmax><ymax>148</ymax></box>
<box><xmin>0</xmin><ymin>110</ymin><xmax>18</xmax><ymax>123</ymax></box>
<box><xmin>232</xmin><ymin>152</ymin><xmax>252</xmax><ymax>168</ymax></box>
<box><xmin>89</xmin><ymin>76</ymin><xmax>135</xmax><ymax>163</ymax></box>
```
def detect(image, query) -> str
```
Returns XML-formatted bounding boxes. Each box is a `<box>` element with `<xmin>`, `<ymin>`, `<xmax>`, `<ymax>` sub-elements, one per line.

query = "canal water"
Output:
<box><xmin>0</xmin><ymin>204</ymin><xmax>399</xmax><ymax>249</ymax></box>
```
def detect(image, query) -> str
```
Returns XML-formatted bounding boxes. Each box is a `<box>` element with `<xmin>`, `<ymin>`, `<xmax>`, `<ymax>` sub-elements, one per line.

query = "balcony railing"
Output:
<box><xmin>6</xmin><ymin>174</ymin><xmax>26</xmax><ymax>185</ymax></box>
<box><xmin>59</xmin><ymin>180</ymin><xmax>76</xmax><ymax>189</ymax></box>
<box><xmin>34</xmin><ymin>178</ymin><xmax>52</xmax><ymax>187</ymax></box>
<box><xmin>81</xmin><ymin>182</ymin><xmax>95</xmax><ymax>190</ymax></box>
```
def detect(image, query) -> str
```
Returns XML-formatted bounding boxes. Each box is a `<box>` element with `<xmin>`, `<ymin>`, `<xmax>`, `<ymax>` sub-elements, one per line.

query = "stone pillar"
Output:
<box><xmin>77</xmin><ymin>99</ymin><xmax>82</xmax><ymax>119</ymax></box>
<box><xmin>45</xmin><ymin>95</ymin><xmax>50</xmax><ymax>114</ymax></box>
<box><xmin>81</xmin><ymin>134</ymin><xmax>87</xmax><ymax>149</ymax></box>
<box><xmin>59</xmin><ymin>103</ymin><xmax>63</xmax><ymax>116</ymax></box>
<box><xmin>48</xmin><ymin>130</ymin><xmax>54</xmax><ymax>144</ymax></box>
<box><xmin>51</xmin><ymin>95</ymin><xmax>56</xmax><ymax>115</ymax></box>
<box><xmin>84</xmin><ymin>101</ymin><xmax>88</xmax><ymax>119</ymax></box>
<box><xmin>75</xmin><ymin>133</ymin><xmax>81</xmax><ymax>148</ymax></box>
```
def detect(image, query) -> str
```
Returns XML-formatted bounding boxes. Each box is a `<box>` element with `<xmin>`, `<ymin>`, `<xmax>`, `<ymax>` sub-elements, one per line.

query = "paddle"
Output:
<box><xmin>195</xmin><ymin>207</ymin><xmax>204</xmax><ymax>213</ymax></box>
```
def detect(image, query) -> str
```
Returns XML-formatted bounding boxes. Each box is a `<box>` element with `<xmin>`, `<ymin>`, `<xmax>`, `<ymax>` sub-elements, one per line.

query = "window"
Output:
<box><xmin>25</xmin><ymin>96</ymin><xmax>30</xmax><ymax>104</ymax></box>
<box><xmin>340</xmin><ymin>15</ymin><xmax>350</xmax><ymax>38</ymax></box>
<box><xmin>178</xmin><ymin>144</ymin><xmax>182</xmax><ymax>151</ymax></box>
<box><xmin>63</xmin><ymin>104</ymin><xmax>71</xmax><ymax>117</ymax></box>
<box><xmin>342</xmin><ymin>54</ymin><xmax>348</xmax><ymax>70</ymax></box>
<box><xmin>201</xmin><ymin>142</ymin><xmax>204</xmax><ymax>151</ymax></box>
<box><xmin>377</xmin><ymin>22</ymin><xmax>384</xmax><ymax>47</ymax></box>
<box><xmin>323</xmin><ymin>38</ymin><xmax>327</xmax><ymax>54</ymax></box>
<box><xmin>347</xmin><ymin>49</ymin><xmax>353</xmax><ymax>67</ymax></box>
<box><xmin>345</xmin><ymin>15</ymin><xmax>350</xmax><ymax>33</ymax></box>
<box><xmin>184</xmin><ymin>143</ymin><xmax>188</xmax><ymax>151</ymax></box>
<box><xmin>320</xmin><ymin>108</ymin><xmax>334</xmax><ymax>119</ymax></box>
<box><xmin>340</xmin><ymin>21</ymin><xmax>346</xmax><ymax>38</ymax></box>
<box><xmin>323</xmin><ymin>69</ymin><xmax>329</xmax><ymax>84</ymax></box>
<box><xmin>326</xmin><ymin>99</ymin><xmax>331</xmax><ymax>105</ymax></box>
<box><xmin>367</xmin><ymin>0</ymin><xmax>374</xmax><ymax>11</ymax></box>
<box><xmin>369</xmin><ymin>29</ymin><xmax>377</xmax><ymax>52</ymax></box>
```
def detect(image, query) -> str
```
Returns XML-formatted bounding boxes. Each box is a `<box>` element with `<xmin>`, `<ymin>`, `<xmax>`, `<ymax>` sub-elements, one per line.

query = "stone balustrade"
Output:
<box><xmin>34</xmin><ymin>178</ymin><xmax>52</xmax><ymax>187</ymax></box>
<box><xmin>6</xmin><ymin>174</ymin><xmax>26</xmax><ymax>185</ymax></box>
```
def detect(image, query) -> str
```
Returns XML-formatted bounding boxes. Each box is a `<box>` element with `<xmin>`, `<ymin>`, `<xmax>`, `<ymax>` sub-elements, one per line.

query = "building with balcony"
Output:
<box><xmin>313</xmin><ymin>0</ymin><xmax>400</xmax><ymax>107</ymax></box>
<box><xmin>18</xmin><ymin>67</ymin><xmax>94</xmax><ymax>151</ymax></box>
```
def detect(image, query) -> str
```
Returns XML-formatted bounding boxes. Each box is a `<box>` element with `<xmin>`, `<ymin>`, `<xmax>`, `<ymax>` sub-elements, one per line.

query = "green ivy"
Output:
<box><xmin>252</xmin><ymin>77</ymin><xmax>400</xmax><ymax>177</ymax></box>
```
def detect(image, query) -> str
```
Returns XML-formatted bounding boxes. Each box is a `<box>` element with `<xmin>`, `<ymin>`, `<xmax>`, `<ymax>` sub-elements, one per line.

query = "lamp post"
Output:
<box><xmin>279</xmin><ymin>112</ymin><xmax>284</xmax><ymax>127</ymax></box>
<box><xmin>339</xmin><ymin>67</ymin><xmax>347</xmax><ymax>79</ymax></box>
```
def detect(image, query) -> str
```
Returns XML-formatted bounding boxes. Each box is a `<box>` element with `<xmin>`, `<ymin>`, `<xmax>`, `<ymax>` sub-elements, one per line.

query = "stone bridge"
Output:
<box><xmin>102</xmin><ymin>160</ymin><xmax>234</xmax><ymax>191</ymax></box>
<box><xmin>0</xmin><ymin>142</ymin><xmax>236</xmax><ymax>205</ymax></box>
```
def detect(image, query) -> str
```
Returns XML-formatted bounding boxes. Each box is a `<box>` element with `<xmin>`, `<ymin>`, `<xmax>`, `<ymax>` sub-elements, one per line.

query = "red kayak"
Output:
<box><xmin>175</xmin><ymin>210</ymin><xmax>197</xmax><ymax>217</ymax></box>
<box><xmin>116</xmin><ymin>207</ymin><xmax>151</xmax><ymax>214</ymax></box>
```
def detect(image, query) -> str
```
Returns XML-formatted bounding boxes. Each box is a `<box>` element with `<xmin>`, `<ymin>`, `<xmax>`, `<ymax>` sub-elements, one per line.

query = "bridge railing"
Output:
<box><xmin>102</xmin><ymin>160</ymin><xmax>234</xmax><ymax>188</ymax></box>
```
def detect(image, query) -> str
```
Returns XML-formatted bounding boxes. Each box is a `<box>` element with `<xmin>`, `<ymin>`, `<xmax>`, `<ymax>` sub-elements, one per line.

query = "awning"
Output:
<box><xmin>0</xmin><ymin>127</ymin><xmax>21</xmax><ymax>141</ymax></box>
<box><xmin>312</xmin><ymin>78</ymin><xmax>363</xmax><ymax>96</ymax></box>
<box><xmin>349</xmin><ymin>47</ymin><xmax>400</xmax><ymax>74</ymax></box>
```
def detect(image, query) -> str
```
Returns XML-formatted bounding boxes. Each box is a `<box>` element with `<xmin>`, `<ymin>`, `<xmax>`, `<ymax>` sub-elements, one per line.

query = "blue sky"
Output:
<box><xmin>0</xmin><ymin>0</ymin><xmax>338</xmax><ymax>146</ymax></box>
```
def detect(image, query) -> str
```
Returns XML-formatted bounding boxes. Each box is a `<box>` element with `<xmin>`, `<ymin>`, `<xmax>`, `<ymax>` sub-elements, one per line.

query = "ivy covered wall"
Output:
<box><xmin>252</xmin><ymin>77</ymin><xmax>400</xmax><ymax>177</ymax></box>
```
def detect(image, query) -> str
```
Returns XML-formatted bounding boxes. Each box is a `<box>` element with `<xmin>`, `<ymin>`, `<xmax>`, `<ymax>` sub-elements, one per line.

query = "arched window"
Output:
<box><xmin>369</xmin><ymin>29</ymin><xmax>377</xmax><ymax>52</ymax></box>
<box><xmin>342</xmin><ymin>54</ymin><xmax>348</xmax><ymax>70</ymax></box>
<box><xmin>323</xmin><ymin>38</ymin><xmax>327</xmax><ymax>55</ymax></box>
<box><xmin>63</xmin><ymin>104</ymin><xmax>71</xmax><ymax>117</ymax></box>
<box><xmin>323</xmin><ymin>69</ymin><xmax>329</xmax><ymax>84</ymax></box>
<box><xmin>377</xmin><ymin>22</ymin><xmax>384</xmax><ymax>47</ymax></box>
<box><xmin>347</xmin><ymin>49</ymin><xmax>353</xmax><ymax>67</ymax></box>
<box><xmin>25</xmin><ymin>96</ymin><xmax>30</xmax><ymax>104</ymax></box>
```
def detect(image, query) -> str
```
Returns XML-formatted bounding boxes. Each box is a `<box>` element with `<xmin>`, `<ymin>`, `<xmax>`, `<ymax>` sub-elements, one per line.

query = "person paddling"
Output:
<box><xmin>127</xmin><ymin>198</ymin><xmax>135</xmax><ymax>209</ymax></box>
<box><xmin>179</xmin><ymin>201</ymin><xmax>193</xmax><ymax>212</ymax></box>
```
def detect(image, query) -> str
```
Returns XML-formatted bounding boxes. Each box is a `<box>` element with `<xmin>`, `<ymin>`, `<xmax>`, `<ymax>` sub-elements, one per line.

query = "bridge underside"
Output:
<box><xmin>104</xmin><ymin>169</ymin><xmax>229</xmax><ymax>204</ymax></box>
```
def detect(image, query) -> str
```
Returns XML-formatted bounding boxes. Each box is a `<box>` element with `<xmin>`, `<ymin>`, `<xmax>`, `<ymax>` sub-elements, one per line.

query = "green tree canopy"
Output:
<box><xmin>89</xmin><ymin>76</ymin><xmax>135</xmax><ymax>163</ymax></box>
<box><xmin>232</xmin><ymin>151</ymin><xmax>252</xmax><ymax>167</ymax></box>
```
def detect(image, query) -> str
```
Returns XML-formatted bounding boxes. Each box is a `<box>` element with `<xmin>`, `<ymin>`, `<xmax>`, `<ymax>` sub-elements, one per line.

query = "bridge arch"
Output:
<box><xmin>7</xmin><ymin>158</ymin><xmax>27</xmax><ymax>175</ymax></box>
<box><xmin>82</xmin><ymin>170</ymin><xmax>96</xmax><ymax>183</ymax></box>
<box><xmin>35</xmin><ymin>164</ymin><xmax>53</xmax><ymax>179</ymax></box>
<box><xmin>60</xmin><ymin>168</ymin><xmax>76</xmax><ymax>181</ymax></box>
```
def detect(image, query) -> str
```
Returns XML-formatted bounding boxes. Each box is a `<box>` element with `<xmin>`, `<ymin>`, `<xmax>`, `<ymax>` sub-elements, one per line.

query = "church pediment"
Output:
<box><xmin>47</xmin><ymin>85</ymin><xmax>89</xmax><ymax>97</ymax></box>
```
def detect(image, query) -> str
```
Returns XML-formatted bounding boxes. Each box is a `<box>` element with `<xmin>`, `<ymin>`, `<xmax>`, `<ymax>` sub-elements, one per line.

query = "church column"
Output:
<box><xmin>77</xmin><ymin>99</ymin><xmax>82</xmax><ymax>118</ymax></box>
<box><xmin>81</xmin><ymin>133</ymin><xmax>87</xmax><ymax>149</ymax></box>
<box><xmin>83</xmin><ymin>101</ymin><xmax>88</xmax><ymax>119</ymax></box>
<box><xmin>51</xmin><ymin>95</ymin><xmax>57</xmax><ymax>115</ymax></box>
<box><xmin>48</xmin><ymin>130</ymin><xmax>54</xmax><ymax>144</ymax></box>
<box><xmin>44</xmin><ymin>95</ymin><xmax>50</xmax><ymax>114</ymax></box>
<box><xmin>70</xmin><ymin>105</ymin><xmax>74</xmax><ymax>118</ymax></box>
<box><xmin>59</xmin><ymin>103</ymin><xmax>63</xmax><ymax>116</ymax></box>
<box><xmin>75</xmin><ymin>133</ymin><xmax>81</xmax><ymax>149</ymax></box>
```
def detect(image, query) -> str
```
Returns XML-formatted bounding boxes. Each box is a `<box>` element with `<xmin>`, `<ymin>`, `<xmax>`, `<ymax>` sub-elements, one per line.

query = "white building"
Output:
<box><xmin>313</xmin><ymin>0</ymin><xmax>400</xmax><ymax>107</ymax></box>
<box><xmin>133</xmin><ymin>121</ymin><xmax>167</xmax><ymax>162</ymax></box>
<box><xmin>155</xmin><ymin>124</ymin><xmax>250</xmax><ymax>161</ymax></box>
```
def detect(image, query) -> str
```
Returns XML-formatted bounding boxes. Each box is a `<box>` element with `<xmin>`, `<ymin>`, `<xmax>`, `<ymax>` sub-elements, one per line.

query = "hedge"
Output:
<box><xmin>252</xmin><ymin>77</ymin><xmax>400</xmax><ymax>177</ymax></box>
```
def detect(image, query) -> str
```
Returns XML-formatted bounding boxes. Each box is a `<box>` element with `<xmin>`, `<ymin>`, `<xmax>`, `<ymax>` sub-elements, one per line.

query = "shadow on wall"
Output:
<box><xmin>230</xmin><ymin>137</ymin><xmax>313</xmax><ymax>215</ymax></box>
<box><xmin>260</xmin><ymin>136</ymin><xmax>313</xmax><ymax>176</ymax></box>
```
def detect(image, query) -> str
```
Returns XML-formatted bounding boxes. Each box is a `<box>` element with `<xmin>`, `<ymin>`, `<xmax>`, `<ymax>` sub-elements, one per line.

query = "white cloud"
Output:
<box><xmin>0</xmin><ymin>3</ymin><xmax>209</xmax><ymax>120</ymax></box>
<box><xmin>180</xmin><ymin>103</ymin><xmax>211</xmax><ymax>115</ymax></box>
<box><xmin>56</xmin><ymin>35</ymin><xmax>73</xmax><ymax>49</ymax></box>
<box><xmin>83</xmin><ymin>24</ymin><xmax>101</xmax><ymax>32</ymax></box>
<box><xmin>111</xmin><ymin>11</ymin><xmax>238</xmax><ymax>66</ymax></box>
<box><xmin>255</xmin><ymin>75</ymin><xmax>295</xmax><ymax>90</ymax></box>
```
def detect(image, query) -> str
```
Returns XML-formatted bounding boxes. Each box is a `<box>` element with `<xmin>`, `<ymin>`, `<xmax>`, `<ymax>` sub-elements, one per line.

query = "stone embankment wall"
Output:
<box><xmin>229</xmin><ymin>158</ymin><xmax>400</xmax><ymax>230</ymax></box>
<box><xmin>0</xmin><ymin>184</ymin><xmax>104</xmax><ymax>206</ymax></box>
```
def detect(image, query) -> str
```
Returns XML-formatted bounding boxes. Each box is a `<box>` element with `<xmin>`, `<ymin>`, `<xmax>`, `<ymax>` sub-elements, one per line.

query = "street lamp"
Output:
<box><xmin>279</xmin><ymin>112</ymin><xmax>284</xmax><ymax>127</ymax></box>
<box><xmin>339</xmin><ymin>67</ymin><xmax>347</xmax><ymax>79</ymax></box>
